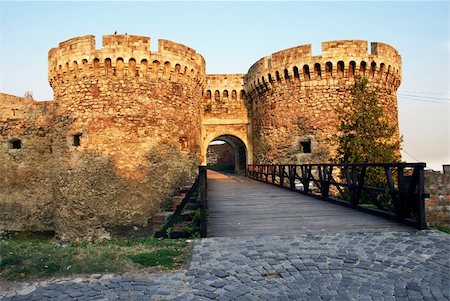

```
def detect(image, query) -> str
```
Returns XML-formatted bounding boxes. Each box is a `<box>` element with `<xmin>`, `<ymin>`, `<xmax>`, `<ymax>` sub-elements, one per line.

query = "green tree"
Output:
<box><xmin>336</xmin><ymin>77</ymin><xmax>401</xmax><ymax>164</ymax></box>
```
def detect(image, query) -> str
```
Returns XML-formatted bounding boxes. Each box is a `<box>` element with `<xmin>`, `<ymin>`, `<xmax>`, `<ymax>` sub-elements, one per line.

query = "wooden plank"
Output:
<box><xmin>207</xmin><ymin>170</ymin><xmax>412</xmax><ymax>237</ymax></box>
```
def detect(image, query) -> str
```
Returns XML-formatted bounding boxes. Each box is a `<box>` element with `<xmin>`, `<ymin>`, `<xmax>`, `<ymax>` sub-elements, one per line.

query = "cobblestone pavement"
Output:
<box><xmin>1</xmin><ymin>230</ymin><xmax>449</xmax><ymax>300</ymax></box>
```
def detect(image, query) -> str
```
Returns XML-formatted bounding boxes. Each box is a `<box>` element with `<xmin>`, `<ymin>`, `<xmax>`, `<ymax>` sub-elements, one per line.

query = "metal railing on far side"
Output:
<box><xmin>247</xmin><ymin>163</ymin><xmax>428</xmax><ymax>229</ymax></box>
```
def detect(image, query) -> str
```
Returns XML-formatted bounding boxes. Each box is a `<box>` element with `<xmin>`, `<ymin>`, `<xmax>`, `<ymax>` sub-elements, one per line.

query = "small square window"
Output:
<box><xmin>10</xmin><ymin>138</ymin><xmax>22</xmax><ymax>149</ymax></box>
<box><xmin>73</xmin><ymin>133</ymin><xmax>82</xmax><ymax>147</ymax></box>
<box><xmin>300</xmin><ymin>140</ymin><xmax>311</xmax><ymax>153</ymax></box>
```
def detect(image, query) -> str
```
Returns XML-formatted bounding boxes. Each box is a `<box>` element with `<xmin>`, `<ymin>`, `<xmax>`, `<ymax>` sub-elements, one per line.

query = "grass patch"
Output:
<box><xmin>431</xmin><ymin>224</ymin><xmax>450</xmax><ymax>234</ymax></box>
<box><xmin>129</xmin><ymin>249</ymin><xmax>179</xmax><ymax>267</ymax></box>
<box><xmin>359</xmin><ymin>203</ymin><xmax>378</xmax><ymax>209</ymax></box>
<box><xmin>0</xmin><ymin>234</ymin><xmax>193</xmax><ymax>281</ymax></box>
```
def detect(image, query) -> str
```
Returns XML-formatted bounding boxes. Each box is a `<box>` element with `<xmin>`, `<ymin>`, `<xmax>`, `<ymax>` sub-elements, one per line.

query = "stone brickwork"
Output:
<box><xmin>0</xmin><ymin>35</ymin><xmax>402</xmax><ymax>239</ymax></box>
<box><xmin>425</xmin><ymin>170</ymin><xmax>450</xmax><ymax>227</ymax></box>
<box><xmin>245</xmin><ymin>41</ymin><xmax>401</xmax><ymax>163</ymax></box>
<box><xmin>0</xmin><ymin>93</ymin><xmax>54</xmax><ymax>231</ymax></box>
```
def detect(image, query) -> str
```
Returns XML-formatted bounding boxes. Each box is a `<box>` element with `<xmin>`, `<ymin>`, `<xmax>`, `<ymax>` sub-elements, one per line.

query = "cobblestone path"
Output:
<box><xmin>1</xmin><ymin>230</ymin><xmax>449</xmax><ymax>300</ymax></box>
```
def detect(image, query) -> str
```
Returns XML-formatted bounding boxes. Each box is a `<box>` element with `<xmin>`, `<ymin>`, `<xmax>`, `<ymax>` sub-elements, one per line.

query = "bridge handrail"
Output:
<box><xmin>155</xmin><ymin>166</ymin><xmax>207</xmax><ymax>238</ymax></box>
<box><xmin>247</xmin><ymin>163</ymin><xmax>428</xmax><ymax>229</ymax></box>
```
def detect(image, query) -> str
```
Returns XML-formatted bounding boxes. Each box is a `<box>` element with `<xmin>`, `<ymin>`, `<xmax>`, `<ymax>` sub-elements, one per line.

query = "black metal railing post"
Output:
<box><xmin>199</xmin><ymin>165</ymin><xmax>208</xmax><ymax>238</ymax></box>
<box><xmin>247</xmin><ymin>162</ymin><xmax>428</xmax><ymax>230</ymax></box>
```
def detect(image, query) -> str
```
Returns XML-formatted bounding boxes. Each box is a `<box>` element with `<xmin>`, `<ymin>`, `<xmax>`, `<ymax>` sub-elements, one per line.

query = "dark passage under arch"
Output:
<box><xmin>206</xmin><ymin>135</ymin><xmax>247</xmax><ymax>174</ymax></box>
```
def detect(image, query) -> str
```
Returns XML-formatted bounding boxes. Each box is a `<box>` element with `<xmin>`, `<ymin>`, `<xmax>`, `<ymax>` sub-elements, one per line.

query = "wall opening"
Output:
<box><xmin>360</xmin><ymin>61</ymin><xmax>367</xmax><ymax>76</ymax></box>
<box><xmin>293</xmin><ymin>66</ymin><xmax>299</xmax><ymax>79</ymax></box>
<box><xmin>337</xmin><ymin>61</ymin><xmax>344</xmax><ymax>77</ymax></box>
<box><xmin>73</xmin><ymin>133</ymin><xmax>82</xmax><ymax>147</ymax></box>
<box><xmin>129</xmin><ymin>58</ymin><xmax>137</xmax><ymax>77</ymax></box>
<box><xmin>314</xmin><ymin>63</ymin><xmax>322</xmax><ymax>79</ymax></box>
<box><xmin>303</xmin><ymin>65</ymin><xmax>310</xmax><ymax>80</ymax></box>
<box><xmin>93</xmin><ymin>58</ymin><xmax>100</xmax><ymax>76</ymax></box>
<box><xmin>10</xmin><ymin>138</ymin><xmax>22</xmax><ymax>149</ymax></box>
<box><xmin>232</xmin><ymin>90</ymin><xmax>237</xmax><ymax>100</ymax></box>
<box><xmin>207</xmin><ymin>135</ymin><xmax>247</xmax><ymax>174</ymax></box>
<box><xmin>349</xmin><ymin>61</ymin><xmax>356</xmax><ymax>77</ymax></box>
<box><xmin>300</xmin><ymin>139</ymin><xmax>311</xmax><ymax>153</ymax></box>
<box><xmin>325</xmin><ymin>62</ymin><xmax>333</xmax><ymax>78</ymax></box>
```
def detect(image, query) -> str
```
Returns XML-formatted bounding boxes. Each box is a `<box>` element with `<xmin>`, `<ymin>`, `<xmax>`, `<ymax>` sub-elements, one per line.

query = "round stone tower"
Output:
<box><xmin>48</xmin><ymin>35</ymin><xmax>205</xmax><ymax>240</ymax></box>
<box><xmin>244</xmin><ymin>40</ymin><xmax>402</xmax><ymax>163</ymax></box>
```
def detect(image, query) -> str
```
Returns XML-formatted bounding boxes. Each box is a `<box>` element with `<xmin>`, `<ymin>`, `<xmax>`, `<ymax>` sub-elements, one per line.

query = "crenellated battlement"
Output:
<box><xmin>204</xmin><ymin>74</ymin><xmax>246</xmax><ymax>102</ymax></box>
<box><xmin>244</xmin><ymin>40</ymin><xmax>402</xmax><ymax>95</ymax></box>
<box><xmin>48</xmin><ymin>34</ymin><xmax>206</xmax><ymax>89</ymax></box>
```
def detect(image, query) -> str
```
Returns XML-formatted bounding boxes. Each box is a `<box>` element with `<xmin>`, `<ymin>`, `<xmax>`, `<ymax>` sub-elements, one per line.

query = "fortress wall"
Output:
<box><xmin>0</xmin><ymin>93</ymin><xmax>54</xmax><ymax>231</ymax></box>
<box><xmin>200</xmin><ymin>74</ymin><xmax>252</xmax><ymax>166</ymax></box>
<box><xmin>245</xmin><ymin>40</ymin><xmax>402</xmax><ymax>163</ymax></box>
<box><xmin>49</xmin><ymin>35</ymin><xmax>205</xmax><ymax>240</ymax></box>
<box><xmin>202</xmin><ymin>74</ymin><xmax>247</xmax><ymax>121</ymax></box>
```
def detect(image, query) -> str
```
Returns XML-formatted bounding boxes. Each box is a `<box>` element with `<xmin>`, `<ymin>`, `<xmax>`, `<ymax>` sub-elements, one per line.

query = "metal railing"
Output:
<box><xmin>248</xmin><ymin>163</ymin><xmax>428</xmax><ymax>229</ymax></box>
<box><xmin>155</xmin><ymin>166</ymin><xmax>208</xmax><ymax>238</ymax></box>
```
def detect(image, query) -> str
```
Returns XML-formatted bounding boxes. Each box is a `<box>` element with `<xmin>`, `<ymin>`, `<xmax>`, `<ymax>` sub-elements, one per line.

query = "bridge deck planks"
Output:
<box><xmin>207</xmin><ymin>170</ymin><xmax>412</xmax><ymax>237</ymax></box>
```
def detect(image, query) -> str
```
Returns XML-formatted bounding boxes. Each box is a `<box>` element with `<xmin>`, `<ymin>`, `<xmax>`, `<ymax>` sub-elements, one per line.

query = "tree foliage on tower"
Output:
<box><xmin>336</xmin><ymin>77</ymin><xmax>401</xmax><ymax>164</ymax></box>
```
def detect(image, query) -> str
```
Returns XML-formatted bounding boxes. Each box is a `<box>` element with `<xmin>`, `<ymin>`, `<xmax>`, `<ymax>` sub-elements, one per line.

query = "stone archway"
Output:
<box><xmin>206</xmin><ymin>135</ymin><xmax>248</xmax><ymax>174</ymax></box>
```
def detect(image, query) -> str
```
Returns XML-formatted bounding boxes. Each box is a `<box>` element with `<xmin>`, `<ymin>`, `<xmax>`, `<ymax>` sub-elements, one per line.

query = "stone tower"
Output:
<box><xmin>48</xmin><ymin>35</ymin><xmax>205</xmax><ymax>240</ymax></box>
<box><xmin>245</xmin><ymin>41</ymin><xmax>401</xmax><ymax>163</ymax></box>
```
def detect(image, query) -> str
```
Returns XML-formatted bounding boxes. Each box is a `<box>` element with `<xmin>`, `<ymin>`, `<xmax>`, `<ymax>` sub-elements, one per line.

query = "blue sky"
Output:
<box><xmin>0</xmin><ymin>1</ymin><xmax>448</xmax><ymax>170</ymax></box>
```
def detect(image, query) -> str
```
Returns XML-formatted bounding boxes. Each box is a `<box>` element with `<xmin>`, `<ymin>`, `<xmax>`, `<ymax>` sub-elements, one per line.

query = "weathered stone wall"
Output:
<box><xmin>48</xmin><ymin>35</ymin><xmax>206</xmax><ymax>240</ymax></box>
<box><xmin>0</xmin><ymin>93</ymin><xmax>54</xmax><ymax>231</ymax></box>
<box><xmin>207</xmin><ymin>143</ymin><xmax>235</xmax><ymax>168</ymax></box>
<box><xmin>200</xmin><ymin>74</ymin><xmax>252</xmax><ymax>165</ymax></box>
<box><xmin>244</xmin><ymin>40</ymin><xmax>402</xmax><ymax>164</ymax></box>
<box><xmin>425</xmin><ymin>170</ymin><xmax>450</xmax><ymax>227</ymax></box>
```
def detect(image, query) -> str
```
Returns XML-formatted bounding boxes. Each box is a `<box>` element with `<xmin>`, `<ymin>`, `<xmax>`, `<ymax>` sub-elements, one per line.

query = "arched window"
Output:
<box><xmin>129</xmin><ymin>58</ymin><xmax>137</xmax><ymax>77</ymax></box>
<box><xmin>82</xmin><ymin>59</ymin><xmax>89</xmax><ymax>76</ymax></box>
<box><xmin>325</xmin><ymin>62</ymin><xmax>333</xmax><ymax>78</ymax></box>
<box><xmin>152</xmin><ymin>60</ymin><xmax>160</xmax><ymax>74</ymax></box>
<box><xmin>223</xmin><ymin>90</ymin><xmax>229</xmax><ymax>98</ymax></box>
<box><xmin>240</xmin><ymin>90</ymin><xmax>245</xmax><ymax>99</ymax></box>
<box><xmin>73</xmin><ymin>61</ymin><xmax>79</xmax><ymax>78</ymax></box>
<box><xmin>164</xmin><ymin>61</ymin><xmax>171</xmax><ymax>75</ymax></box>
<box><xmin>215</xmin><ymin>90</ymin><xmax>220</xmax><ymax>100</ymax></box>
<box><xmin>206</xmin><ymin>90</ymin><xmax>211</xmax><ymax>99</ymax></box>
<box><xmin>268</xmin><ymin>73</ymin><xmax>273</xmax><ymax>83</ymax></box>
<box><xmin>10</xmin><ymin>138</ymin><xmax>22</xmax><ymax>149</ymax></box>
<box><xmin>303</xmin><ymin>65</ymin><xmax>310</xmax><ymax>80</ymax></box>
<box><xmin>175</xmin><ymin>63</ymin><xmax>181</xmax><ymax>74</ymax></box>
<box><xmin>337</xmin><ymin>61</ymin><xmax>344</xmax><ymax>77</ymax></box>
<box><xmin>360</xmin><ymin>61</ymin><xmax>367</xmax><ymax>76</ymax></box>
<box><xmin>371</xmin><ymin>61</ymin><xmax>376</xmax><ymax>77</ymax></box>
<box><xmin>293</xmin><ymin>66</ymin><xmax>299</xmax><ymax>79</ymax></box>
<box><xmin>379</xmin><ymin>63</ymin><xmax>385</xmax><ymax>78</ymax></box>
<box><xmin>231</xmin><ymin>90</ymin><xmax>237</xmax><ymax>100</ymax></box>
<box><xmin>284</xmin><ymin>68</ymin><xmax>289</xmax><ymax>80</ymax></box>
<box><xmin>386</xmin><ymin>65</ymin><xmax>391</xmax><ymax>81</ymax></box>
<box><xmin>93</xmin><ymin>58</ymin><xmax>100</xmax><ymax>76</ymax></box>
<box><xmin>314</xmin><ymin>63</ymin><xmax>322</xmax><ymax>79</ymax></box>
<box><xmin>349</xmin><ymin>61</ymin><xmax>356</xmax><ymax>77</ymax></box>
<box><xmin>116</xmin><ymin>58</ymin><xmax>124</xmax><ymax>76</ymax></box>
<box><xmin>104</xmin><ymin>58</ymin><xmax>112</xmax><ymax>75</ymax></box>
<box><xmin>140</xmin><ymin>59</ymin><xmax>148</xmax><ymax>77</ymax></box>
<box><xmin>65</xmin><ymin>62</ymin><xmax>70</xmax><ymax>76</ymax></box>
<box><xmin>275</xmin><ymin>71</ymin><xmax>281</xmax><ymax>81</ymax></box>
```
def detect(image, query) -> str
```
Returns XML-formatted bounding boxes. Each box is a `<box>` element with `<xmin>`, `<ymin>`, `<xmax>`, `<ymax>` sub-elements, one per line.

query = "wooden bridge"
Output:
<box><xmin>207</xmin><ymin>170</ymin><xmax>411</xmax><ymax>237</ymax></box>
<box><xmin>156</xmin><ymin>163</ymin><xmax>427</xmax><ymax>239</ymax></box>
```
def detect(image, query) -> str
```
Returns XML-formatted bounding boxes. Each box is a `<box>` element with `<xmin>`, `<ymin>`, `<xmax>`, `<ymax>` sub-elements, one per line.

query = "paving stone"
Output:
<box><xmin>1</xmin><ymin>231</ymin><xmax>449</xmax><ymax>300</ymax></box>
